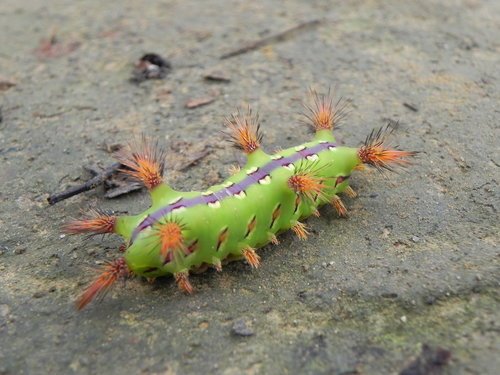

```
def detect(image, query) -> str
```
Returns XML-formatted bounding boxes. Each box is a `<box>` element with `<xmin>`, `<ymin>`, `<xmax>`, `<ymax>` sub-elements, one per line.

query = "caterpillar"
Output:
<box><xmin>64</xmin><ymin>90</ymin><xmax>416</xmax><ymax>310</ymax></box>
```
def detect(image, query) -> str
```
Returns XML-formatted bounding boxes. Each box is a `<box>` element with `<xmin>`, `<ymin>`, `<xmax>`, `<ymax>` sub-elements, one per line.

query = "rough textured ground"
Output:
<box><xmin>0</xmin><ymin>0</ymin><xmax>499</xmax><ymax>374</ymax></box>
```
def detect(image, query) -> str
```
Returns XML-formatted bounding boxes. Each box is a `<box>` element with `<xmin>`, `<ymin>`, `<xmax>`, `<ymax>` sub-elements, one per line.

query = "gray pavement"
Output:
<box><xmin>0</xmin><ymin>1</ymin><xmax>498</xmax><ymax>374</ymax></box>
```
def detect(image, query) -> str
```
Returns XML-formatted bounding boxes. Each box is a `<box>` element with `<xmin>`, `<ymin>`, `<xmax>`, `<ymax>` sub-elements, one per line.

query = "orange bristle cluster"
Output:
<box><xmin>304</xmin><ymin>89</ymin><xmax>349</xmax><ymax>131</ymax></box>
<box><xmin>292</xmin><ymin>221</ymin><xmax>309</xmax><ymax>240</ymax></box>
<box><xmin>224</xmin><ymin>108</ymin><xmax>263</xmax><ymax>154</ymax></box>
<box><xmin>155</xmin><ymin>221</ymin><xmax>186</xmax><ymax>263</ymax></box>
<box><xmin>242</xmin><ymin>246</ymin><xmax>261</xmax><ymax>268</ymax></box>
<box><xmin>76</xmin><ymin>258</ymin><xmax>129</xmax><ymax>310</ymax></box>
<box><xmin>288</xmin><ymin>173</ymin><xmax>329</xmax><ymax>203</ymax></box>
<box><xmin>63</xmin><ymin>208</ymin><xmax>116</xmax><ymax>235</ymax></box>
<box><xmin>174</xmin><ymin>271</ymin><xmax>194</xmax><ymax>294</ymax></box>
<box><xmin>359</xmin><ymin>124</ymin><xmax>417</xmax><ymax>171</ymax></box>
<box><xmin>331</xmin><ymin>195</ymin><xmax>348</xmax><ymax>218</ymax></box>
<box><xmin>114</xmin><ymin>135</ymin><xmax>166</xmax><ymax>190</ymax></box>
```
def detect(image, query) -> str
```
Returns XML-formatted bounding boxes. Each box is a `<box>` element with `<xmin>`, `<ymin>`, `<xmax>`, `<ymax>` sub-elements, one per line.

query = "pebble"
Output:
<box><xmin>0</xmin><ymin>304</ymin><xmax>10</xmax><ymax>317</ymax></box>
<box><xmin>33</xmin><ymin>291</ymin><xmax>46</xmax><ymax>299</ymax></box>
<box><xmin>411</xmin><ymin>236</ymin><xmax>421</xmax><ymax>243</ymax></box>
<box><xmin>425</xmin><ymin>296</ymin><xmax>437</xmax><ymax>305</ymax></box>
<box><xmin>400</xmin><ymin>315</ymin><xmax>407</xmax><ymax>323</ymax></box>
<box><xmin>231</xmin><ymin>318</ymin><xmax>254</xmax><ymax>337</ymax></box>
<box><xmin>13</xmin><ymin>247</ymin><xmax>26</xmax><ymax>255</ymax></box>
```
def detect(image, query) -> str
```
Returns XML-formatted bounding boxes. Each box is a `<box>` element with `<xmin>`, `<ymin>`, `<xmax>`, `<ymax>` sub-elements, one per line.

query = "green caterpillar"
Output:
<box><xmin>64</xmin><ymin>91</ymin><xmax>416</xmax><ymax>310</ymax></box>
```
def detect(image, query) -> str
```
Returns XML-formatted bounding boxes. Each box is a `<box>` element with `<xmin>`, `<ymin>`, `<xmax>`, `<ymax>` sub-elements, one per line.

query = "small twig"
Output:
<box><xmin>220</xmin><ymin>19</ymin><xmax>323</xmax><ymax>60</ymax></box>
<box><xmin>47</xmin><ymin>162</ymin><xmax>121</xmax><ymax>205</ymax></box>
<box><xmin>403</xmin><ymin>102</ymin><xmax>419</xmax><ymax>112</ymax></box>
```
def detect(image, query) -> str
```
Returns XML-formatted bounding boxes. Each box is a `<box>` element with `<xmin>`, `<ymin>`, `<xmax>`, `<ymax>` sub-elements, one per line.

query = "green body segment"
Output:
<box><xmin>116</xmin><ymin>131</ymin><xmax>361</xmax><ymax>278</ymax></box>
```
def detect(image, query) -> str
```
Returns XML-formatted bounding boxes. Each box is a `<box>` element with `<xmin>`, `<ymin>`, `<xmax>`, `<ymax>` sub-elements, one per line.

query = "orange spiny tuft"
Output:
<box><xmin>292</xmin><ymin>221</ymin><xmax>309</xmax><ymax>240</ymax></box>
<box><xmin>359</xmin><ymin>124</ymin><xmax>417</xmax><ymax>171</ymax></box>
<box><xmin>212</xmin><ymin>259</ymin><xmax>223</xmax><ymax>272</ymax></box>
<box><xmin>63</xmin><ymin>208</ymin><xmax>116</xmax><ymax>235</ymax></box>
<box><xmin>76</xmin><ymin>258</ymin><xmax>129</xmax><ymax>310</ymax></box>
<box><xmin>228</xmin><ymin>164</ymin><xmax>241</xmax><ymax>175</ymax></box>
<box><xmin>175</xmin><ymin>271</ymin><xmax>193</xmax><ymax>294</ymax></box>
<box><xmin>331</xmin><ymin>195</ymin><xmax>348</xmax><ymax>218</ymax></box>
<box><xmin>344</xmin><ymin>186</ymin><xmax>358</xmax><ymax>198</ymax></box>
<box><xmin>288</xmin><ymin>170</ymin><xmax>330</xmax><ymax>203</ymax></box>
<box><xmin>243</xmin><ymin>246</ymin><xmax>260</xmax><ymax>268</ymax></box>
<box><xmin>155</xmin><ymin>221</ymin><xmax>187</xmax><ymax>263</ymax></box>
<box><xmin>268</xmin><ymin>232</ymin><xmax>280</xmax><ymax>245</ymax></box>
<box><xmin>359</xmin><ymin>147</ymin><xmax>415</xmax><ymax>170</ymax></box>
<box><xmin>224</xmin><ymin>108</ymin><xmax>263</xmax><ymax>154</ymax></box>
<box><xmin>303</xmin><ymin>88</ymin><xmax>349</xmax><ymax>131</ymax></box>
<box><xmin>114</xmin><ymin>135</ymin><xmax>166</xmax><ymax>190</ymax></box>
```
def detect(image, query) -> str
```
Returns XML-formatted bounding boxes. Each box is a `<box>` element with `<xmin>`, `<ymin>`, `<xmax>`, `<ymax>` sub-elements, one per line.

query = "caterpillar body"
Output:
<box><xmin>64</xmin><ymin>91</ymin><xmax>416</xmax><ymax>310</ymax></box>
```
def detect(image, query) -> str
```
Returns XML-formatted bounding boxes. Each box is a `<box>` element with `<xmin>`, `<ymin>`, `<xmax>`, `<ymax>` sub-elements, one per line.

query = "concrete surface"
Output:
<box><xmin>0</xmin><ymin>0</ymin><xmax>498</xmax><ymax>374</ymax></box>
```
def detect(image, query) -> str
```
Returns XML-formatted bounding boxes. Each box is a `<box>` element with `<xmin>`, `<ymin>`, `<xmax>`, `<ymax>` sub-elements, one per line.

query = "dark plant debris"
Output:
<box><xmin>220</xmin><ymin>19</ymin><xmax>323</xmax><ymax>59</ymax></box>
<box><xmin>47</xmin><ymin>141</ymin><xmax>214</xmax><ymax>204</ymax></box>
<box><xmin>0</xmin><ymin>77</ymin><xmax>17</xmax><ymax>92</ymax></box>
<box><xmin>204</xmin><ymin>71</ymin><xmax>231</xmax><ymax>83</ymax></box>
<box><xmin>34</xmin><ymin>33</ymin><xmax>80</xmax><ymax>60</ymax></box>
<box><xmin>403</xmin><ymin>102</ymin><xmax>419</xmax><ymax>112</ymax></box>
<box><xmin>131</xmin><ymin>53</ymin><xmax>172</xmax><ymax>83</ymax></box>
<box><xmin>167</xmin><ymin>140</ymin><xmax>213</xmax><ymax>171</ymax></box>
<box><xmin>185</xmin><ymin>89</ymin><xmax>220</xmax><ymax>109</ymax></box>
<box><xmin>399</xmin><ymin>344</ymin><xmax>452</xmax><ymax>375</ymax></box>
<box><xmin>185</xmin><ymin>96</ymin><xmax>216</xmax><ymax>109</ymax></box>
<box><xmin>47</xmin><ymin>162</ymin><xmax>122</xmax><ymax>205</ymax></box>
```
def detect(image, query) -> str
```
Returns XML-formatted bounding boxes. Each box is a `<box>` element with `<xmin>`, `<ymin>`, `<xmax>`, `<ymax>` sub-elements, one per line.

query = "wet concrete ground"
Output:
<box><xmin>0</xmin><ymin>0</ymin><xmax>499</xmax><ymax>374</ymax></box>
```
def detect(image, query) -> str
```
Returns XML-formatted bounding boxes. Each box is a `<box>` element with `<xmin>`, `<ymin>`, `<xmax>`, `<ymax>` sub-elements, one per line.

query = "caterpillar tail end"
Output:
<box><xmin>63</xmin><ymin>208</ymin><xmax>116</xmax><ymax>235</ymax></box>
<box><xmin>358</xmin><ymin>124</ymin><xmax>417</xmax><ymax>171</ymax></box>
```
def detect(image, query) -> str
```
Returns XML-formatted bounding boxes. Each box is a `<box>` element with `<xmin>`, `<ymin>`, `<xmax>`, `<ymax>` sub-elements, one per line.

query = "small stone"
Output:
<box><xmin>13</xmin><ymin>247</ymin><xmax>26</xmax><ymax>255</ymax></box>
<box><xmin>33</xmin><ymin>291</ymin><xmax>46</xmax><ymax>298</ymax></box>
<box><xmin>231</xmin><ymin>318</ymin><xmax>254</xmax><ymax>337</ymax></box>
<box><xmin>425</xmin><ymin>296</ymin><xmax>436</xmax><ymax>305</ymax></box>
<box><xmin>411</xmin><ymin>236</ymin><xmax>420</xmax><ymax>243</ymax></box>
<box><xmin>0</xmin><ymin>304</ymin><xmax>10</xmax><ymax>317</ymax></box>
<box><xmin>400</xmin><ymin>315</ymin><xmax>407</xmax><ymax>323</ymax></box>
<box><xmin>321</xmin><ymin>262</ymin><xmax>327</xmax><ymax>267</ymax></box>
